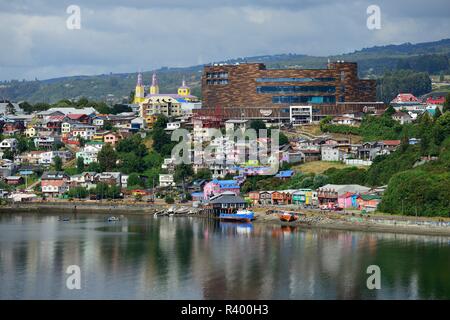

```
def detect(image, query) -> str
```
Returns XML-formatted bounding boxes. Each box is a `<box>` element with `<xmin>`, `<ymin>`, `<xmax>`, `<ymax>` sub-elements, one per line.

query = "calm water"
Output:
<box><xmin>0</xmin><ymin>212</ymin><xmax>449</xmax><ymax>299</ymax></box>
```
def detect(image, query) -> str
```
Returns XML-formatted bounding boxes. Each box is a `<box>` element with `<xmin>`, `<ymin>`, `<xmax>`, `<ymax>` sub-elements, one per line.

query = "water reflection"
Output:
<box><xmin>0</xmin><ymin>213</ymin><xmax>449</xmax><ymax>299</ymax></box>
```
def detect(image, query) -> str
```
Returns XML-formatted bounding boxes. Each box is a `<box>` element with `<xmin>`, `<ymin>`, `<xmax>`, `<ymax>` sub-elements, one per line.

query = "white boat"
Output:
<box><xmin>107</xmin><ymin>216</ymin><xmax>119</xmax><ymax>222</ymax></box>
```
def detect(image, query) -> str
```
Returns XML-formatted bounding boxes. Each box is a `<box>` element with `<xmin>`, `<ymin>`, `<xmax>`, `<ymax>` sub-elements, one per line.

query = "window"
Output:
<box><xmin>257</xmin><ymin>86</ymin><xmax>336</xmax><ymax>94</ymax></box>
<box><xmin>272</xmin><ymin>96</ymin><xmax>336</xmax><ymax>104</ymax></box>
<box><xmin>256</xmin><ymin>77</ymin><xmax>335</xmax><ymax>83</ymax></box>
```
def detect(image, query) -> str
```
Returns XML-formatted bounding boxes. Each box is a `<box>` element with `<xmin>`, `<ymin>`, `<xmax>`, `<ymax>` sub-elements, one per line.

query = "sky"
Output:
<box><xmin>0</xmin><ymin>0</ymin><xmax>450</xmax><ymax>81</ymax></box>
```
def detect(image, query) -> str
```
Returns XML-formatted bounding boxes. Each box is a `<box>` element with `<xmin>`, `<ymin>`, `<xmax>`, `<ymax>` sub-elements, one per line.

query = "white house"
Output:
<box><xmin>321</xmin><ymin>145</ymin><xmax>348</xmax><ymax>162</ymax></box>
<box><xmin>70</xmin><ymin>124</ymin><xmax>96</xmax><ymax>140</ymax></box>
<box><xmin>159</xmin><ymin>174</ymin><xmax>175</xmax><ymax>187</ymax></box>
<box><xmin>165</xmin><ymin>122</ymin><xmax>181</xmax><ymax>131</ymax></box>
<box><xmin>39</xmin><ymin>151</ymin><xmax>72</xmax><ymax>166</ymax></box>
<box><xmin>0</xmin><ymin>138</ymin><xmax>18</xmax><ymax>151</ymax></box>
<box><xmin>61</xmin><ymin>122</ymin><xmax>71</xmax><ymax>134</ymax></box>
<box><xmin>392</xmin><ymin>111</ymin><xmax>413</xmax><ymax>125</ymax></box>
<box><xmin>76</xmin><ymin>145</ymin><xmax>102</xmax><ymax>164</ymax></box>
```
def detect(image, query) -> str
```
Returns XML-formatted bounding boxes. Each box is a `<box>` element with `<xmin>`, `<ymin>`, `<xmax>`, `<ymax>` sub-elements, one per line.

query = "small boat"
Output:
<box><xmin>219</xmin><ymin>209</ymin><xmax>254</xmax><ymax>222</ymax></box>
<box><xmin>107</xmin><ymin>216</ymin><xmax>119</xmax><ymax>222</ymax></box>
<box><xmin>279</xmin><ymin>212</ymin><xmax>299</xmax><ymax>222</ymax></box>
<box><xmin>59</xmin><ymin>217</ymin><xmax>70</xmax><ymax>222</ymax></box>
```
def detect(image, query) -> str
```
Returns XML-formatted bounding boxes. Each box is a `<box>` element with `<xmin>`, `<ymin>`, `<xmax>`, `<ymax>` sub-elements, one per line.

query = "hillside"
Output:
<box><xmin>1</xmin><ymin>39</ymin><xmax>449</xmax><ymax>104</ymax></box>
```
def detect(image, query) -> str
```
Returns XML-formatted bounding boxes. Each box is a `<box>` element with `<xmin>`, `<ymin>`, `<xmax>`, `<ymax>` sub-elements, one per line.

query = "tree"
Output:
<box><xmin>53</xmin><ymin>155</ymin><xmax>63</xmax><ymax>171</ymax></box>
<box><xmin>443</xmin><ymin>93</ymin><xmax>450</xmax><ymax>113</ymax></box>
<box><xmin>165</xmin><ymin>195</ymin><xmax>174</xmax><ymax>204</ymax></box>
<box><xmin>143</xmin><ymin>151</ymin><xmax>163</xmax><ymax>169</ymax></box>
<box><xmin>87</xmin><ymin>162</ymin><xmax>101</xmax><ymax>172</ymax></box>
<box><xmin>127</xmin><ymin>173</ymin><xmax>143</xmax><ymax>188</ymax></box>
<box><xmin>193</xmin><ymin>168</ymin><xmax>212</xmax><ymax>180</ymax></box>
<box><xmin>107</xmin><ymin>185</ymin><xmax>121</xmax><ymax>199</ymax></box>
<box><xmin>250</xmin><ymin>120</ymin><xmax>267</xmax><ymax>137</ymax></box>
<box><xmin>143</xmin><ymin>167</ymin><xmax>160</xmax><ymax>188</ymax></box>
<box><xmin>433</xmin><ymin>107</ymin><xmax>442</xmax><ymax>120</ymax></box>
<box><xmin>78</xmin><ymin>136</ymin><xmax>86</xmax><ymax>147</ymax></box>
<box><xmin>278</xmin><ymin>132</ymin><xmax>289</xmax><ymax>146</ymax></box>
<box><xmin>103</xmin><ymin>121</ymin><xmax>113</xmax><ymax>131</ymax></box>
<box><xmin>76</xmin><ymin>157</ymin><xmax>85</xmax><ymax>174</ymax></box>
<box><xmin>384</xmin><ymin>105</ymin><xmax>396</xmax><ymax>116</ymax></box>
<box><xmin>129</xmin><ymin>90</ymin><xmax>135</xmax><ymax>104</ymax></box>
<box><xmin>153</xmin><ymin>115</ymin><xmax>169</xmax><ymax>130</ymax></box>
<box><xmin>152</xmin><ymin>127</ymin><xmax>171</xmax><ymax>154</ymax></box>
<box><xmin>95</xmin><ymin>182</ymin><xmax>109</xmax><ymax>200</ymax></box>
<box><xmin>119</xmin><ymin>152</ymin><xmax>144</xmax><ymax>173</ymax></box>
<box><xmin>111</xmin><ymin>104</ymin><xmax>132</xmax><ymax>114</ymax></box>
<box><xmin>377</xmin><ymin>70</ymin><xmax>432</xmax><ymax>102</ymax></box>
<box><xmin>68</xmin><ymin>187</ymin><xmax>88</xmax><ymax>199</ymax></box>
<box><xmin>97</xmin><ymin>144</ymin><xmax>117</xmax><ymax>171</ymax></box>
<box><xmin>174</xmin><ymin>164</ymin><xmax>194</xmax><ymax>183</ymax></box>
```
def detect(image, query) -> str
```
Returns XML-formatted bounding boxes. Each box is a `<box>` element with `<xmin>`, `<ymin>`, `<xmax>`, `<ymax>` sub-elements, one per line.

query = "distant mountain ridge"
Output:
<box><xmin>1</xmin><ymin>38</ymin><xmax>449</xmax><ymax>104</ymax></box>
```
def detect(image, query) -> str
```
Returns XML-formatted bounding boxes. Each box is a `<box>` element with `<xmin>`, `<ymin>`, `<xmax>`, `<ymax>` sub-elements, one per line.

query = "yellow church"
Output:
<box><xmin>133</xmin><ymin>72</ymin><xmax>200</xmax><ymax>126</ymax></box>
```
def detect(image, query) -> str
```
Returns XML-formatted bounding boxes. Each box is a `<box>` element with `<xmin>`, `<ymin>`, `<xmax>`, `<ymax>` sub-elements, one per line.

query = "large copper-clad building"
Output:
<box><xmin>200</xmin><ymin>61</ymin><xmax>382</xmax><ymax>121</ymax></box>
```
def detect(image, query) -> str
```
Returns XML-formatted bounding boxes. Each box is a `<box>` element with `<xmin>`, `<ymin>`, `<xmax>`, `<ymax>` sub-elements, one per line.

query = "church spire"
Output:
<box><xmin>133</xmin><ymin>71</ymin><xmax>145</xmax><ymax>104</ymax></box>
<box><xmin>150</xmin><ymin>73</ymin><xmax>159</xmax><ymax>95</ymax></box>
<box><xmin>137</xmin><ymin>71</ymin><xmax>143</xmax><ymax>86</ymax></box>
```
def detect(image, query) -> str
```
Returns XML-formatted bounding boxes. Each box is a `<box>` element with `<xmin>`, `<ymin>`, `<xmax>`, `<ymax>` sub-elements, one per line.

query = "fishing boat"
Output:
<box><xmin>107</xmin><ymin>216</ymin><xmax>119</xmax><ymax>222</ymax></box>
<box><xmin>219</xmin><ymin>209</ymin><xmax>255</xmax><ymax>222</ymax></box>
<box><xmin>279</xmin><ymin>211</ymin><xmax>299</xmax><ymax>222</ymax></box>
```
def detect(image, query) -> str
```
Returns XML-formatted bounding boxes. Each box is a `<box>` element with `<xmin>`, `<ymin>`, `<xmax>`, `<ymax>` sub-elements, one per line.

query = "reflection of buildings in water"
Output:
<box><xmin>1</xmin><ymin>214</ymin><xmax>450</xmax><ymax>299</ymax></box>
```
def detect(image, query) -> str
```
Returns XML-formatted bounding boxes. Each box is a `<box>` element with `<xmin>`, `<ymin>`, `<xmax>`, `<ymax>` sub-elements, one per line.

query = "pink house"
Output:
<box><xmin>203</xmin><ymin>179</ymin><xmax>240</xmax><ymax>199</ymax></box>
<box><xmin>338</xmin><ymin>192</ymin><xmax>359</xmax><ymax>209</ymax></box>
<box><xmin>104</xmin><ymin>133</ymin><xmax>121</xmax><ymax>146</ymax></box>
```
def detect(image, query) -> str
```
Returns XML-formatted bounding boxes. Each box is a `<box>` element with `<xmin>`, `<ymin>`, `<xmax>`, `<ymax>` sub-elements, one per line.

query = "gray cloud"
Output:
<box><xmin>0</xmin><ymin>0</ymin><xmax>449</xmax><ymax>81</ymax></box>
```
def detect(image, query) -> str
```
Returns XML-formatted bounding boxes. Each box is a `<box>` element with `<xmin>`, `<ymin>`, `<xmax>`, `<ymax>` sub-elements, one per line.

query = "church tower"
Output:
<box><xmin>133</xmin><ymin>72</ymin><xmax>145</xmax><ymax>104</ymax></box>
<box><xmin>150</xmin><ymin>73</ymin><xmax>159</xmax><ymax>95</ymax></box>
<box><xmin>177</xmin><ymin>77</ymin><xmax>190</xmax><ymax>96</ymax></box>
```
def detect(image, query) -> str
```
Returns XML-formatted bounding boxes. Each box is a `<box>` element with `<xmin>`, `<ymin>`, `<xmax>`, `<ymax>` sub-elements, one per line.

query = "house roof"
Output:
<box><xmin>391</xmin><ymin>93</ymin><xmax>419</xmax><ymax>103</ymax></box>
<box><xmin>210</xmin><ymin>179</ymin><xmax>240</xmax><ymax>189</ymax></box>
<box><xmin>42</xmin><ymin>171</ymin><xmax>68</xmax><ymax>180</ymax></box>
<box><xmin>209</xmin><ymin>193</ymin><xmax>246</xmax><ymax>204</ymax></box>
<box><xmin>393</xmin><ymin>111</ymin><xmax>411</xmax><ymax>118</ymax></box>
<box><xmin>275</xmin><ymin>170</ymin><xmax>294</xmax><ymax>178</ymax></box>
<box><xmin>381</xmin><ymin>140</ymin><xmax>401</xmax><ymax>146</ymax></box>
<box><xmin>67</xmin><ymin>114</ymin><xmax>87</xmax><ymax>120</ymax></box>
<box><xmin>360</xmin><ymin>194</ymin><xmax>381</xmax><ymax>201</ymax></box>
<box><xmin>319</xmin><ymin>184</ymin><xmax>370</xmax><ymax>196</ymax></box>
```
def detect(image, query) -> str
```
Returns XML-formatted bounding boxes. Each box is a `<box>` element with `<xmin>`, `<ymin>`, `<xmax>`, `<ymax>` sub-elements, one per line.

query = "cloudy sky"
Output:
<box><xmin>1</xmin><ymin>0</ymin><xmax>449</xmax><ymax>81</ymax></box>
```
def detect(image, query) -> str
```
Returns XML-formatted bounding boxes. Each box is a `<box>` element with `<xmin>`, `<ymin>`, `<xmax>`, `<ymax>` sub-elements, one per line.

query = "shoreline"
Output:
<box><xmin>2</xmin><ymin>202</ymin><xmax>450</xmax><ymax>237</ymax></box>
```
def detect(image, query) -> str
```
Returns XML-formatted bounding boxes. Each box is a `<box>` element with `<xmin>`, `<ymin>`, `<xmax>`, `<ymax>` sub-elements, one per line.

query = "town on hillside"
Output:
<box><xmin>1</xmin><ymin>61</ymin><xmax>449</xmax><ymax>219</ymax></box>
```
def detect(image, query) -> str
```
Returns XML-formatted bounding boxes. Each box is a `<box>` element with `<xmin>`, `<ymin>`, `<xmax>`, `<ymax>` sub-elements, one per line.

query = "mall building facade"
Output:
<box><xmin>200</xmin><ymin>61</ymin><xmax>382</xmax><ymax>122</ymax></box>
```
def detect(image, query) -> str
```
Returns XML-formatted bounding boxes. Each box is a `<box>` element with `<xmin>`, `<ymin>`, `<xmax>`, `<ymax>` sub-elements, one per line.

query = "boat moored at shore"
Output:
<box><xmin>219</xmin><ymin>209</ymin><xmax>255</xmax><ymax>222</ymax></box>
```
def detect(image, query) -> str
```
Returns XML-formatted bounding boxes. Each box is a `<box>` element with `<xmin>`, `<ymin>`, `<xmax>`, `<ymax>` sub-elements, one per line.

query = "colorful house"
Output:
<box><xmin>292</xmin><ymin>189</ymin><xmax>317</xmax><ymax>206</ymax></box>
<box><xmin>275</xmin><ymin>170</ymin><xmax>294</xmax><ymax>180</ymax></box>
<box><xmin>338</xmin><ymin>192</ymin><xmax>359</xmax><ymax>209</ymax></box>
<box><xmin>248</xmin><ymin>191</ymin><xmax>260</xmax><ymax>205</ymax></box>
<box><xmin>203</xmin><ymin>179</ymin><xmax>240</xmax><ymax>199</ymax></box>
<box><xmin>41</xmin><ymin>171</ymin><xmax>69</xmax><ymax>196</ymax></box>
<box><xmin>259</xmin><ymin>191</ymin><xmax>273</xmax><ymax>205</ymax></box>
<box><xmin>357</xmin><ymin>194</ymin><xmax>382</xmax><ymax>212</ymax></box>
<box><xmin>271</xmin><ymin>191</ymin><xmax>292</xmax><ymax>205</ymax></box>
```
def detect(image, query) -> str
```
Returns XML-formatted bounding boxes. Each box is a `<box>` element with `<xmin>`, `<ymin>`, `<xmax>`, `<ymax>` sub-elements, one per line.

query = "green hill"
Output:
<box><xmin>1</xmin><ymin>39</ymin><xmax>450</xmax><ymax>104</ymax></box>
